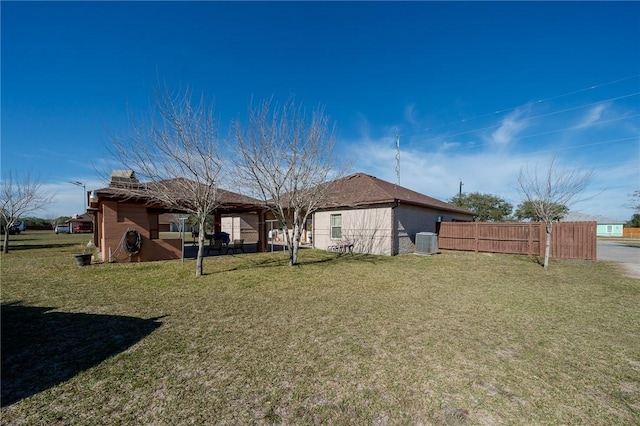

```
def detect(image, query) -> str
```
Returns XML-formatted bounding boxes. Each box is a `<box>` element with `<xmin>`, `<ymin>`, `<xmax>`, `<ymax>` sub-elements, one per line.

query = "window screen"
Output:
<box><xmin>330</xmin><ymin>214</ymin><xmax>342</xmax><ymax>239</ymax></box>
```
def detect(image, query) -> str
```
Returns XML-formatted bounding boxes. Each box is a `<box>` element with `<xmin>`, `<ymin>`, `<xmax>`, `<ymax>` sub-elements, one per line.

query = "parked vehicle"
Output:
<box><xmin>54</xmin><ymin>224</ymin><xmax>70</xmax><ymax>234</ymax></box>
<box><xmin>1</xmin><ymin>225</ymin><xmax>21</xmax><ymax>235</ymax></box>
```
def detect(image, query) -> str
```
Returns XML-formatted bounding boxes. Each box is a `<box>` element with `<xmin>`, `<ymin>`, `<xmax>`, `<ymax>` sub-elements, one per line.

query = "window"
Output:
<box><xmin>606</xmin><ymin>225</ymin><xmax>613</xmax><ymax>233</ymax></box>
<box><xmin>330</xmin><ymin>214</ymin><xmax>342</xmax><ymax>239</ymax></box>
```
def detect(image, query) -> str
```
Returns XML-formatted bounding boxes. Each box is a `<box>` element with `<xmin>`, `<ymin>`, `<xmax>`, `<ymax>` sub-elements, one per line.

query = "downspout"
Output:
<box><xmin>391</xmin><ymin>200</ymin><xmax>399</xmax><ymax>256</ymax></box>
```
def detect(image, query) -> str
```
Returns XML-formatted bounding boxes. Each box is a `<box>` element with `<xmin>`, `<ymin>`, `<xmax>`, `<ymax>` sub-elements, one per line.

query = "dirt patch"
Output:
<box><xmin>621</xmin><ymin>263</ymin><xmax>640</xmax><ymax>280</ymax></box>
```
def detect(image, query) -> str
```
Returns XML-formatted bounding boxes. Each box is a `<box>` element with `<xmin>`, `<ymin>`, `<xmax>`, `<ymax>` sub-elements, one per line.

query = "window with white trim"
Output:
<box><xmin>330</xmin><ymin>214</ymin><xmax>342</xmax><ymax>239</ymax></box>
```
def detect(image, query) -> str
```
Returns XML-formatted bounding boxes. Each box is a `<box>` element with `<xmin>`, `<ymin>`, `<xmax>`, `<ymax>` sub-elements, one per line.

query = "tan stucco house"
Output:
<box><xmin>311</xmin><ymin>173</ymin><xmax>475</xmax><ymax>255</ymax></box>
<box><xmin>87</xmin><ymin>171</ymin><xmax>473</xmax><ymax>261</ymax></box>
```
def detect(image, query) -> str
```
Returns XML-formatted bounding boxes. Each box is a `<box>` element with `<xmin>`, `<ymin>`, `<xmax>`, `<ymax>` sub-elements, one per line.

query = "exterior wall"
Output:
<box><xmin>314</xmin><ymin>207</ymin><xmax>393</xmax><ymax>256</ymax></box>
<box><xmin>263</xmin><ymin>211</ymin><xmax>312</xmax><ymax>245</ymax></box>
<box><xmin>394</xmin><ymin>204</ymin><xmax>474</xmax><ymax>255</ymax></box>
<box><xmin>395</xmin><ymin>204</ymin><xmax>434</xmax><ymax>254</ymax></box>
<box><xmin>597</xmin><ymin>223</ymin><xmax>624</xmax><ymax>237</ymax></box>
<box><xmin>314</xmin><ymin>205</ymin><xmax>474</xmax><ymax>256</ymax></box>
<box><xmin>99</xmin><ymin>200</ymin><xmax>182</xmax><ymax>262</ymax></box>
<box><xmin>221</xmin><ymin>212</ymin><xmax>260</xmax><ymax>244</ymax></box>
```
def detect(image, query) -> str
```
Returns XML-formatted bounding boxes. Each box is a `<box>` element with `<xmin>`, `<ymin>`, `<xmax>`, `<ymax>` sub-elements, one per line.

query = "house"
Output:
<box><xmin>311</xmin><ymin>173</ymin><xmax>475</xmax><ymax>255</ymax></box>
<box><xmin>88</xmin><ymin>171</ymin><xmax>265</xmax><ymax>262</ymax></box>
<box><xmin>562</xmin><ymin>211</ymin><xmax>625</xmax><ymax>237</ymax></box>
<box><xmin>67</xmin><ymin>213</ymin><xmax>93</xmax><ymax>234</ymax></box>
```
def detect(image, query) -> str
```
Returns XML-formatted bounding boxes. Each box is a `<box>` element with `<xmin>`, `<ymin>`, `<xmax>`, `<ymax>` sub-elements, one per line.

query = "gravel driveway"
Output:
<box><xmin>597</xmin><ymin>240</ymin><xmax>640</xmax><ymax>279</ymax></box>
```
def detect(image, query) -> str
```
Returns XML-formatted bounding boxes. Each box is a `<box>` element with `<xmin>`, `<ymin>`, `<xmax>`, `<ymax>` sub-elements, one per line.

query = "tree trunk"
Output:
<box><xmin>287</xmin><ymin>213</ymin><xmax>307</xmax><ymax>266</ymax></box>
<box><xmin>195</xmin><ymin>216</ymin><xmax>206</xmax><ymax>276</ymax></box>
<box><xmin>286</xmin><ymin>227</ymin><xmax>295</xmax><ymax>266</ymax></box>
<box><xmin>544</xmin><ymin>222</ymin><xmax>552</xmax><ymax>271</ymax></box>
<box><xmin>291</xmin><ymin>222</ymin><xmax>302</xmax><ymax>266</ymax></box>
<box><xmin>2</xmin><ymin>233</ymin><xmax>9</xmax><ymax>254</ymax></box>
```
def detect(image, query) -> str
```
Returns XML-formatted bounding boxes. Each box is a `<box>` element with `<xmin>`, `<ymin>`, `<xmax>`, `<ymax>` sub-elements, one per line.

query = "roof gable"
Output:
<box><xmin>323</xmin><ymin>173</ymin><xmax>473</xmax><ymax>215</ymax></box>
<box><xmin>562</xmin><ymin>211</ymin><xmax>625</xmax><ymax>224</ymax></box>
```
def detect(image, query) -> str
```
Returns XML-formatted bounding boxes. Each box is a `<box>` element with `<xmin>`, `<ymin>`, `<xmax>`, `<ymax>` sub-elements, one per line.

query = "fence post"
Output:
<box><xmin>475</xmin><ymin>222</ymin><xmax>479</xmax><ymax>253</ymax></box>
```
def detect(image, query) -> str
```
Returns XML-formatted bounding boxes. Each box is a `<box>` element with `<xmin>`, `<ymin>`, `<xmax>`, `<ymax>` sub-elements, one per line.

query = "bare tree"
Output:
<box><xmin>518</xmin><ymin>157</ymin><xmax>594</xmax><ymax>270</ymax></box>
<box><xmin>628</xmin><ymin>190</ymin><xmax>640</xmax><ymax>212</ymax></box>
<box><xmin>232</xmin><ymin>98</ymin><xmax>347</xmax><ymax>266</ymax></box>
<box><xmin>1</xmin><ymin>171</ymin><xmax>53</xmax><ymax>253</ymax></box>
<box><xmin>109</xmin><ymin>86</ymin><xmax>223</xmax><ymax>276</ymax></box>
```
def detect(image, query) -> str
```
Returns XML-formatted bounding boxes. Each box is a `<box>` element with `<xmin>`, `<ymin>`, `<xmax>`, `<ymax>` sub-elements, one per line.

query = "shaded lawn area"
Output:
<box><xmin>1</xmin><ymin>232</ymin><xmax>639</xmax><ymax>424</ymax></box>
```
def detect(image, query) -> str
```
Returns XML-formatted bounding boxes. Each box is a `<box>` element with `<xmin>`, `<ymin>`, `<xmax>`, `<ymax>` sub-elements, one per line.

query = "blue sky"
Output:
<box><xmin>2</xmin><ymin>1</ymin><xmax>639</xmax><ymax>220</ymax></box>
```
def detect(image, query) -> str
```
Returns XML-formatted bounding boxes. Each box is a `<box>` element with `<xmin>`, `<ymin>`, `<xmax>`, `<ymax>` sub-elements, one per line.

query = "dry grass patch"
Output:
<box><xmin>1</xmin><ymin>232</ymin><xmax>639</xmax><ymax>424</ymax></box>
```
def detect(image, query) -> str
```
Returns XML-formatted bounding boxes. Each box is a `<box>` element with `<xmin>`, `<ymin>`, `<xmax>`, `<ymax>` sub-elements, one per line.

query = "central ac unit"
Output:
<box><xmin>415</xmin><ymin>232</ymin><xmax>438</xmax><ymax>255</ymax></box>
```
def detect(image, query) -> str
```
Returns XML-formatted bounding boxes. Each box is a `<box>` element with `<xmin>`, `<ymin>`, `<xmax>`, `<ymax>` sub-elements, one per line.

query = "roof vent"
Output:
<box><xmin>415</xmin><ymin>232</ymin><xmax>438</xmax><ymax>255</ymax></box>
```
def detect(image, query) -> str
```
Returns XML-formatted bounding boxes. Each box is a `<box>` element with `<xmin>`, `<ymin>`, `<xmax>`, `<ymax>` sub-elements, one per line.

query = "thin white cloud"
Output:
<box><xmin>347</xmin><ymin>131</ymin><xmax>637</xmax><ymax>221</ymax></box>
<box><xmin>489</xmin><ymin>106</ymin><xmax>531</xmax><ymax>147</ymax></box>
<box><xmin>345</xmin><ymin>92</ymin><xmax>640</xmax><ymax>222</ymax></box>
<box><xmin>30</xmin><ymin>178</ymin><xmax>104</xmax><ymax>219</ymax></box>
<box><xmin>439</xmin><ymin>141</ymin><xmax>462</xmax><ymax>151</ymax></box>
<box><xmin>575</xmin><ymin>103</ymin><xmax>610</xmax><ymax>129</ymax></box>
<box><xmin>403</xmin><ymin>103</ymin><xmax>418</xmax><ymax>126</ymax></box>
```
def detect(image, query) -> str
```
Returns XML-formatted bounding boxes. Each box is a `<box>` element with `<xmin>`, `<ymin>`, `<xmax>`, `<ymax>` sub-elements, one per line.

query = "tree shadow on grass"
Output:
<box><xmin>208</xmin><ymin>252</ymin><xmax>385</xmax><ymax>275</ymax></box>
<box><xmin>1</xmin><ymin>302</ymin><xmax>165</xmax><ymax>407</ymax></box>
<box><xmin>520</xmin><ymin>254</ymin><xmax>544</xmax><ymax>267</ymax></box>
<box><xmin>6</xmin><ymin>242</ymin><xmax>81</xmax><ymax>251</ymax></box>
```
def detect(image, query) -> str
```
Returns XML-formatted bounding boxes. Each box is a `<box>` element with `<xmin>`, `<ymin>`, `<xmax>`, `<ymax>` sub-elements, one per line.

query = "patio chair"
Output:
<box><xmin>208</xmin><ymin>239</ymin><xmax>225</xmax><ymax>255</ymax></box>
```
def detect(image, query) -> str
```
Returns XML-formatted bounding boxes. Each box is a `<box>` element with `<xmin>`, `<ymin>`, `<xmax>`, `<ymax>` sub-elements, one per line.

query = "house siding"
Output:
<box><xmin>314</xmin><ymin>204</ymin><xmax>474</xmax><ymax>256</ymax></box>
<box><xmin>596</xmin><ymin>223</ymin><xmax>624</xmax><ymax>237</ymax></box>
<box><xmin>221</xmin><ymin>212</ymin><xmax>260</xmax><ymax>243</ymax></box>
<box><xmin>394</xmin><ymin>204</ymin><xmax>473</xmax><ymax>254</ymax></box>
<box><xmin>314</xmin><ymin>207</ymin><xmax>393</xmax><ymax>255</ymax></box>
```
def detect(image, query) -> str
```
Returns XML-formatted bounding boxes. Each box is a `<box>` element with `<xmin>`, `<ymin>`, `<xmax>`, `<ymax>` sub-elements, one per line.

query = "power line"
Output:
<box><xmin>412</xmin><ymin>92</ymin><xmax>640</xmax><ymax>141</ymax></box>
<box><xmin>402</xmin><ymin>74</ymin><xmax>640</xmax><ymax>137</ymax></box>
<box><xmin>510</xmin><ymin>114</ymin><xmax>640</xmax><ymax>142</ymax></box>
<box><xmin>520</xmin><ymin>137</ymin><xmax>639</xmax><ymax>155</ymax></box>
<box><xmin>417</xmin><ymin>116</ymin><xmax>639</xmax><ymax>156</ymax></box>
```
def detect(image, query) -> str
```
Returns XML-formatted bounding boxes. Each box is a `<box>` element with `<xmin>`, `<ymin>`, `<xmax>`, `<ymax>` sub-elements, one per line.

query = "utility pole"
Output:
<box><xmin>179</xmin><ymin>216</ymin><xmax>189</xmax><ymax>263</ymax></box>
<box><xmin>395</xmin><ymin>134</ymin><xmax>400</xmax><ymax>186</ymax></box>
<box><xmin>69</xmin><ymin>181</ymin><xmax>86</xmax><ymax>216</ymax></box>
<box><xmin>459</xmin><ymin>179</ymin><xmax>463</xmax><ymax>196</ymax></box>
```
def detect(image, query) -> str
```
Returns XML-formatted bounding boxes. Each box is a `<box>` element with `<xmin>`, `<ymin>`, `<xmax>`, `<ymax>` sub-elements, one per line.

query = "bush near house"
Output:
<box><xmin>1</xmin><ymin>231</ymin><xmax>638</xmax><ymax>424</ymax></box>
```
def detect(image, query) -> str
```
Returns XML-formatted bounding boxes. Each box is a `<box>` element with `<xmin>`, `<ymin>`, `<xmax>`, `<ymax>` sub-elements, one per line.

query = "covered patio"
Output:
<box><xmin>88</xmin><ymin>175</ymin><xmax>269</xmax><ymax>263</ymax></box>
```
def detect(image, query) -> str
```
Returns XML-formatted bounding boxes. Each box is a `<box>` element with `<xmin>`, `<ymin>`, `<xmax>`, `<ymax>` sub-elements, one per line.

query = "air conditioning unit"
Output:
<box><xmin>415</xmin><ymin>232</ymin><xmax>438</xmax><ymax>255</ymax></box>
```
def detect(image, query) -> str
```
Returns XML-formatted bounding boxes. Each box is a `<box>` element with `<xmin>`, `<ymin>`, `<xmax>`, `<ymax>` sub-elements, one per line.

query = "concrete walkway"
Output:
<box><xmin>597</xmin><ymin>240</ymin><xmax>640</xmax><ymax>279</ymax></box>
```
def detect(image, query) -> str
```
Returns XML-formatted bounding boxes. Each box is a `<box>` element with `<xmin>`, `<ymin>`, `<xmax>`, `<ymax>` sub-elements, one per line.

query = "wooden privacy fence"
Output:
<box><xmin>623</xmin><ymin>228</ymin><xmax>640</xmax><ymax>238</ymax></box>
<box><xmin>438</xmin><ymin>221</ymin><xmax>597</xmax><ymax>261</ymax></box>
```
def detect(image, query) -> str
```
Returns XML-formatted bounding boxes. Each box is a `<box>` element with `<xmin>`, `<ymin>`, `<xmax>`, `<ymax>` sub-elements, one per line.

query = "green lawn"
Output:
<box><xmin>2</xmin><ymin>231</ymin><xmax>639</xmax><ymax>424</ymax></box>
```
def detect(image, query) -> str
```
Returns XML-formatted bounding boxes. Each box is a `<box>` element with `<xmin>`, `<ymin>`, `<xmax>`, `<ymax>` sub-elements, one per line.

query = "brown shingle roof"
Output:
<box><xmin>322</xmin><ymin>173</ymin><xmax>473</xmax><ymax>215</ymax></box>
<box><xmin>94</xmin><ymin>178</ymin><xmax>261</xmax><ymax>210</ymax></box>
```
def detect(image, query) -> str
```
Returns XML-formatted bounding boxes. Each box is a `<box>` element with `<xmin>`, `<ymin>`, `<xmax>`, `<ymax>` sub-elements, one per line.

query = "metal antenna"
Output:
<box><xmin>395</xmin><ymin>134</ymin><xmax>400</xmax><ymax>186</ymax></box>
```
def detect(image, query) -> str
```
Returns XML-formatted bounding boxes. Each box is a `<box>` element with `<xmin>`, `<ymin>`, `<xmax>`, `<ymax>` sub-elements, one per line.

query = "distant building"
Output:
<box><xmin>67</xmin><ymin>213</ymin><xmax>93</xmax><ymax>234</ymax></box>
<box><xmin>562</xmin><ymin>211</ymin><xmax>624</xmax><ymax>237</ymax></box>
